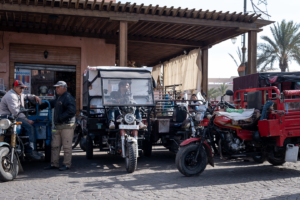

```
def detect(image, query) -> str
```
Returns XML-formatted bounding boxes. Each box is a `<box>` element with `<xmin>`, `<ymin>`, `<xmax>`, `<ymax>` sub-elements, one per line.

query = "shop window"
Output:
<box><xmin>16</xmin><ymin>69</ymin><xmax>76</xmax><ymax>99</ymax></box>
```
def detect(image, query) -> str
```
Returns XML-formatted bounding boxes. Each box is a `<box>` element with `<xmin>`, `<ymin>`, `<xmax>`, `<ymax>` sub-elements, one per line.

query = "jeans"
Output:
<box><xmin>260</xmin><ymin>101</ymin><xmax>274</xmax><ymax>120</ymax></box>
<box><xmin>108</xmin><ymin>107</ymin><xmax>142</xmax><ymax>122</ymax></box>
<box><xmin>17</xmin><ymin>118</ymin><xmax>35</xmax><ymax>154</ymax></box>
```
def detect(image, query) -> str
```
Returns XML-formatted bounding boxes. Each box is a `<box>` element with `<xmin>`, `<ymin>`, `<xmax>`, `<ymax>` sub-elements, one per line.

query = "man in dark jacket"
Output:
<box><xmin>43</xmin><ymin>81</ymin><xmax>76</xmax><ymax>171</ymax></box>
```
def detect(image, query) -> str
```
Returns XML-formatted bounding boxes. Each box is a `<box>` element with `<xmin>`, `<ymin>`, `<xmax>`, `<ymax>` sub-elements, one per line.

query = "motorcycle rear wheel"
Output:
<box><xmin>86</xmin><ymin>135</ymin><xmax>93</xmax><ymax>159</ymax></box>
<box><xmin>125</xmin><ymin>142</ymin><xmax>137</xmax><ymax>173</ymax></box>
<box><xmin>267</xmin><ymin>157</ymin><xmax>286</xmax><ymax>166</ymax></box>
<box><xmin>142</xmin><ymin>140</ymin><xmax>152</xmax><ymax>157</ymax></box>
<box><xmin>0</xmin><ymin>147</ymin><xmax>19</xmax><ymax>182</ymax></box>
<box><xmin>252</xmin><ymin>155</ymin><xmax>266</xmax><ymax>164</ymax></box>
<box><xmin>176</xmin><ymin>144</ymin><xmax>207</xmax><ymax>177</ymax></box>
<box><xmin>72</xmin><ymin>129</ymin><xmax>82</xmax><ymax>149</ymax></box>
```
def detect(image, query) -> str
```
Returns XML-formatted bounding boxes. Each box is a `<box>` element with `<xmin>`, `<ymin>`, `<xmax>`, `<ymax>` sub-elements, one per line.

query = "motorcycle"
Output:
<box><xmin>177</xmin><ymin>87</ymin><xmax>300</xmax><ymax>176</ymax></box>
<box><xmin>72</xmin><ymin>110</ymin><xmax>87</xmax><ymax>151</ymax></box>
<box><xmin>115</xmin><ymin>106</ymin><xmax>140</xmax><ymax>173</ymax></box>
<box><xmin>0</xmin><ymin>109</ymin><xmax>34</xmax><ymax>181</ymax></box>
<box><xmin>176</xmin><ymin>90</ymin><xmax>238</xmax><ymax>176</ymax></box>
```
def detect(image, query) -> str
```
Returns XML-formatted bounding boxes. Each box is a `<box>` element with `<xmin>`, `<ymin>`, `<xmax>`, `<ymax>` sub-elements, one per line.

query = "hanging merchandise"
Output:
<box><xmin>15</xmin><ymin>69</ymin><xmax>31</xmax><ymax>94</ymax></box>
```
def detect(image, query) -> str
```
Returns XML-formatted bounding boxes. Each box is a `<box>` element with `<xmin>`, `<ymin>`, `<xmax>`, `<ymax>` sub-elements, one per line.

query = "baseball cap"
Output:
<box><xmin>13</xmin><ymin>80</ymin><xmax>27</xmax><ymax>88</ymax></box>
<box><xmin>53</xmin><ymin>81</ymin><xmax>67</xmax><ymax>87</ymax></box>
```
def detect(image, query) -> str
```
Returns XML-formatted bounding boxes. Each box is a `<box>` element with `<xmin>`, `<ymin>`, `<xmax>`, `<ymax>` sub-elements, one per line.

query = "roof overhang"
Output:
<box><xmin>0</xmin><ymin>1</ymin><xmax>274</xmax><ymax>66</ymax></box>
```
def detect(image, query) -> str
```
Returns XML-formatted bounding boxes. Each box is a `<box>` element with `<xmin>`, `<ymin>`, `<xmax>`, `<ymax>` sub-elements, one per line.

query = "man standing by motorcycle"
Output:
<box><xmin>108</xmin><ymin>80</ymin><xmax>147</xmax><ymax>130</ymax></box>
<box><xmin>0</xmin><ymin>80</ymin><xmax>42</xmax><ymax>160</ymax></box>
<box><xmin>43</xmin><ymin>81</ymin><xmax>76</xmax><ymax>171</ymax></box>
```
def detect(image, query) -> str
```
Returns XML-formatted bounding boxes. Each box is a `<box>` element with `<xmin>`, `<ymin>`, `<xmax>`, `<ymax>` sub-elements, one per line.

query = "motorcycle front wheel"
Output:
<box><xmin>176</xmin><ymin>143</ymin><xmax>207</xmax><ymax>177</ymax></box>
<box><xmin>0</xmin><ymin>147</ymin><xmax>19</xmax><ymax>182</ymax></box>
<box><xmin>125</xmin><ymin>142</ymin><xmax>137</xmax><ymax>173</ymax></box>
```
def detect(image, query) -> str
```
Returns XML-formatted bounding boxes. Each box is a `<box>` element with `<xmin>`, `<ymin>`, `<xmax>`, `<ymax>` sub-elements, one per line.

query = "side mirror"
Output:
<box><xmin>225</xmin><ymin>90</ymin><xmax>234</xmax><ymax>96</ymax></box>
<box><xmin>152</xmin><ymin>77</ymin><xmax>157</xmax><ymax>89</ymax></box>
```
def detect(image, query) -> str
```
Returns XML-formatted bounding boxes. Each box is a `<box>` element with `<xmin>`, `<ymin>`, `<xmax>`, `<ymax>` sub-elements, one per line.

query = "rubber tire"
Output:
<box><xmin>0</xmin><ymin>147</ymin><xmax>19</xmax><ymax>182</ymax></box>
<box><xmin>86</xmin><ymin>135</ymin><xmax>93</xmax><ymax>160</ymax></box>
<box><xmin>252</xmin><ymin>155</ymin><xmax>266</xmax><ymax>164</ymax></box>
<box><xmin>72</xmin><ymin>130</ymin><xmax>82</xmax><ymax>149</ymax></box>
<box><xmin>142</xmin><ymin>140</ymin><xmax>152</xmax><ymax>157</ymax></box>
<box><xmin>175</xmin><ymin>144</ymin><xmax>207</xmax><ymax>177</ymax></box>
<box><xmin>125</xmin><ymin>142</ymin><xmax>137</xmax><ymax>173</ymax></box>
<box><xmin>80</xmin><ymin>136</ymin><xmax>86</xmax><ymax>152</ymax></box>
<box><xmin>45</xmin><ymin>144</ymin><xmax>51</xmax><ymax>162</ymax></box>
<box><xmin>267</xmin><ymin>157</ymin><xmax>286</xmax><ymax>166</ymax></box>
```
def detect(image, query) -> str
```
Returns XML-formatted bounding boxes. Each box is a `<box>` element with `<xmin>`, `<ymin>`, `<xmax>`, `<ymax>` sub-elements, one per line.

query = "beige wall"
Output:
<box><xmin>0</xmin><ymin>31</ymin><xmax>116</xmax><ymax>107</ymax></box>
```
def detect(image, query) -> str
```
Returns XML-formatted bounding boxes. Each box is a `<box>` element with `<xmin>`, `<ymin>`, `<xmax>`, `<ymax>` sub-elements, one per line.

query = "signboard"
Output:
<box><xmin>15</xmin><ymin>69</ymin><xmax>31</xmax><ymax>94</ymax></box>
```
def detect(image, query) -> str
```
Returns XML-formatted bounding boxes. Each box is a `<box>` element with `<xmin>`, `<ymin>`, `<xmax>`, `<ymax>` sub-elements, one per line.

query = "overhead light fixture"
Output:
<box><xmin>44</xmin><ymin>50</ymin><xmax>48</xmax><ymax>59</ymax></box>
<box><xmin>231</xmin><ymin>37</ymin><xmax>237</xmax><ymax>45</ymax></box>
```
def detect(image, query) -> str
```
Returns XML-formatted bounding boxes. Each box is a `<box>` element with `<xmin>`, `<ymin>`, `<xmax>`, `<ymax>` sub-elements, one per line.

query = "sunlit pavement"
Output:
<box><xmin>1</xmin><ymin>146</ymin><xmax>300</xmax><ymax>200</ymax></box>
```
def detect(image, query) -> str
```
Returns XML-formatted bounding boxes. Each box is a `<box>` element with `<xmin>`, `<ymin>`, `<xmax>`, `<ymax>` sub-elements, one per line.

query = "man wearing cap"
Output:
<box><xmin>0</xmin><ymin>80</ymin><xmax>42</xmax><ymax>160</ymax></box>
<box><xmin>42</xmin><ymin>81</ymin><xmax>76</xmax><ymax>171</ymax></box>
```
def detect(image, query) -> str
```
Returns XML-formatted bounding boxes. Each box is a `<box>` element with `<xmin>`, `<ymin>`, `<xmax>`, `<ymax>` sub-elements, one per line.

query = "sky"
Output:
<box><xmin>121</xmin><ymin>0</ymin><xmax>300</xmax><ymax>78</ymax></box>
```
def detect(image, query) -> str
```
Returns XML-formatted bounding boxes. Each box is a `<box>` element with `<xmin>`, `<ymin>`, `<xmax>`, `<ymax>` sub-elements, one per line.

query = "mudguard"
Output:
<box><xmin>203</xmin><ymin>142</ymin><xmax>214</xmax><ymax>167</ymax></box>
<box><xmin>180</xmin><ymin>138</ymin><xmax>201</xmax><ymax>146</ymax></box>
<box><xmin>180</xmin><ymin>138</ymin><xmax>214</xmax><ymax>167</ymax></box>
<box><xmin>0</xmin><ymin>142</ymin><xmax>10</xmax><ymax>148</ymax></box>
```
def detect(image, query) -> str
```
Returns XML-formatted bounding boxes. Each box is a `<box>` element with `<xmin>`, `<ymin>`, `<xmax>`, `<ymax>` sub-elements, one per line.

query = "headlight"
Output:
<box><xmin>0</xmin><ymin>119</ymin><xmax>12</xmax><ymax>130</ymax></box>
<box><xmin>206</xmin><ymin>114</ymin><xmax>212</xmax><ymax>120</ymax></box>
<box><xmin>124</xmin><ymin>113</ymin><xmax>135</xmax><ymax>124</ymax></box>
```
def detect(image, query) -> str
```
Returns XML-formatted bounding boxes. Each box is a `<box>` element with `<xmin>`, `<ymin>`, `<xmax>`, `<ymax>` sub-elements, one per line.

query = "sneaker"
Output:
<box><xmin>109</xmin><ymin>121</ymin><xmax>115</xmax><ymax>129</ymax></box>
<box><xmin>44</xmin><ymin>165</ymin><xmax>59</xmax><ymax>170</ymax></box>
<box><xmin>59</xmin><ymin>165</ymin><xmax>70</xmax><ymax>171</ymax></box>
<box><xmin>138</xmin><ymin>122</ymin><xmax>147</xmax><ymax>129</ymax></box>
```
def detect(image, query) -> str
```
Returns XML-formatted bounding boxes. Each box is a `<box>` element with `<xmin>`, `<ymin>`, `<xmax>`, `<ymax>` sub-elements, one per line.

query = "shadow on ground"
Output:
<box><xmin>11</xmin><ymin>146</ymin><xmax>300</xmax><ymax>193</ymax></box>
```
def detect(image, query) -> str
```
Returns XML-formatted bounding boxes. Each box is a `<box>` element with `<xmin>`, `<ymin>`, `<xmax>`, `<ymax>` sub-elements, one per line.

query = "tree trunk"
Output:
<box><xmin>279</xmin><ymin>58</ymin><xmax>288</xmax><ymax>72</ymax></box>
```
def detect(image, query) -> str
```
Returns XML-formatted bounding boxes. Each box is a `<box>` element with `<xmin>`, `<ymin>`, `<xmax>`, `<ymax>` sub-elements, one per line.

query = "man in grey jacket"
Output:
<box><xmin>0</xmin><ymin>80</ymin><xmax>42</xmax><ymax>160</ymax></box>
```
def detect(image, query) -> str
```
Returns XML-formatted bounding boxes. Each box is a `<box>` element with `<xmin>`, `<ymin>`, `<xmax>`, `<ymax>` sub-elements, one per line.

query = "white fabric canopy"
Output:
<box><xmin>216</xmin><ymin>109</ymin><xmax>255</xmax><ymax>121</ymax></box>
<box><xmin>163</xmin><ymin>49</ymin><xmax>202</xmax><ymax>91</ymax></box>
<box><xmin>151</xmin><ymin>64</ymin><xmax>162</xmax><ymax>83</ymax></box>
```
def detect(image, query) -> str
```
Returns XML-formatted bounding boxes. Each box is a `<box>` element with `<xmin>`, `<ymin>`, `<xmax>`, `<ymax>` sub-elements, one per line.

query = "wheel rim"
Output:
<box><xmin>184</xmin><ymin>151</ymin><xmax>202</xmax><ymax>170</ymax></box>
<box><xmin>1</xmin><ymin>155</ymin><xmax>13</xmax><ymax>173</ymax></box>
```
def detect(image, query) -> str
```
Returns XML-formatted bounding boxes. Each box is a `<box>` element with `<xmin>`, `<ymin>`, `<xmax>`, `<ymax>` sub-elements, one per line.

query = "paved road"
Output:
<box><xmin>1</xmin><ymin>146</ymin><xmax>300</xmax><ymax>200</ymax></box>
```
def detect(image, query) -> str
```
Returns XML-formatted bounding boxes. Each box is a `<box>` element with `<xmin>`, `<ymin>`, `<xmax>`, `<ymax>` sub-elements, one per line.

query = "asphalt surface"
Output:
<box><xmin>1</xmin><ymin>146</ymin><xmax>300</xmax><ymax>200</ymax></box>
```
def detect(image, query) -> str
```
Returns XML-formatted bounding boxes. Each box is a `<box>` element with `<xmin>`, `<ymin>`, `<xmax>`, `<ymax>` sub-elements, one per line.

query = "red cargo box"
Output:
<box><xmin>233</xmin><ymin>72</ymin><xmax>300</xmax><ymax>92</ymax></box>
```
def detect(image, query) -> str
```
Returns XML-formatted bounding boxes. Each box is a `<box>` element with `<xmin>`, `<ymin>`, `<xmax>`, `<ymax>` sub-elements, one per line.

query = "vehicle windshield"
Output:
<box><xmin>102</xmin><ymin>78</ymin><xmax>154</xmax><ymax>106</ymax></box>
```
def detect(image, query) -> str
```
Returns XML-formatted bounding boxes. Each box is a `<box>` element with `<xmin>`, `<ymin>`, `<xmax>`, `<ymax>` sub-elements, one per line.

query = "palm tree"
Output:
<box><xmin>217</xmin><ymin>83</ymin><xmax>228</xmax><ymax>96</ymax></box>
<box><xmin>257</xmin><ymin>20</ymin><xmax>300</xmax><ymax>72</ymax></box>
<box><xmin>207</xmin><ymin>88</ymin><xmax>219</xmax><ymax>101</ymax></box>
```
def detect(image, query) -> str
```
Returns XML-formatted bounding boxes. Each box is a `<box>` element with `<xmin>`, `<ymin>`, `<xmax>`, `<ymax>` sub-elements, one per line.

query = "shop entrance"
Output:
<box><xmin>14</xmin><ymin>63</ymin><xmax>76</xmax><ymax>99</ymax></box>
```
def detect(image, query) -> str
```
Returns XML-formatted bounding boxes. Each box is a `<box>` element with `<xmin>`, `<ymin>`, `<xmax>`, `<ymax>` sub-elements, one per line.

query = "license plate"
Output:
<box><xmin>119</xmin><ymin>125</ymin><xmax>139</xmax><ymax>130</ymax></box>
